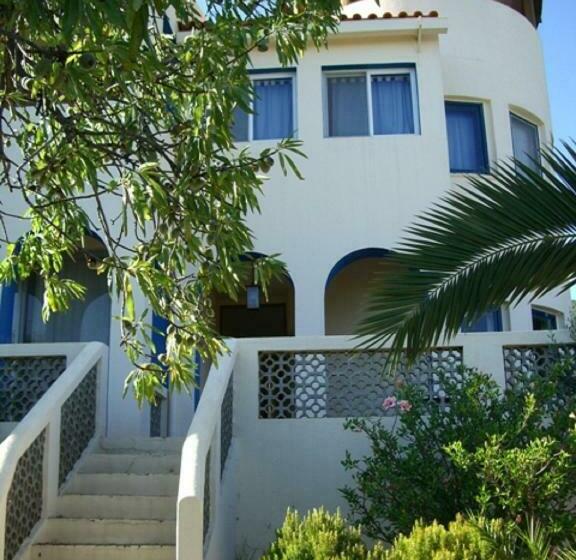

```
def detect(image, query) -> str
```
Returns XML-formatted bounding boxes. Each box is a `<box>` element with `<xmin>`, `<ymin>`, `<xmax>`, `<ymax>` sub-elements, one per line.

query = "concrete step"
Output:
<box><xmin>29</xmin><ymin>544</ymin><xmax>175</xmax><ymax>560</ymax></box>
<box><xmin>80</xmin><ymin>453</ymin><xmax>181</xmax><ymax>475</ymax></box>
<box><xmin>36</xmin><ymin>518</ymin><xmax>176</xmax><ymax>545</ymax></box>
<box><xmin>55</xmin><ymin>495</ymin><xmax>177</xmax><ymax>520</ymax></box>
<box><xmin>65</xmin><ymin>473</ymin><xmax>179</xmax><ymax>496</ymax></box>
<box><xmin>98</xmin><ymin>437</ymin><xmax>184</xmax><ymax>454</ymax></box>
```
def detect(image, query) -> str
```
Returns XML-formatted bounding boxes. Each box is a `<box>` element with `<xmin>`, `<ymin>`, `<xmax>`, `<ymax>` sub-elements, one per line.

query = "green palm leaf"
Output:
<box><xmin>357</xmin><ymin>143</ymin><xmax>576</xmax><ymax>362</ymax></box>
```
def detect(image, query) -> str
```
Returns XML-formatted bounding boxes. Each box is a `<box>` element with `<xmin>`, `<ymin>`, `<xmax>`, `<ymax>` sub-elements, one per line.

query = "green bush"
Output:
<box><xmin>261</xmin><ymin>508</ymin><xmax>386</xmax><ymax>560</ymax></box>
<box><xmin>383</xmin><ymin>515</ymin><xmax>494</xmax><ymax>560</ymax></box>
<box><xmin>341</xmin><ymin>361</ymin><xmax>576</xmax><ymax>544</ymax></box>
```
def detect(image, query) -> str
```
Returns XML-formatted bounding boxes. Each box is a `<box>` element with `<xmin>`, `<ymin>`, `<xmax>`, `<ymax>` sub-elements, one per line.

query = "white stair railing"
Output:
<box><xmin>177</xmin><ymin>340</ymin><xmax>237</xmax><ymax>560</ymax></box>
<box><xmin>0</xmin><ymin>342</ymin><xmax>108</xmax><ymax>560</ymax></box>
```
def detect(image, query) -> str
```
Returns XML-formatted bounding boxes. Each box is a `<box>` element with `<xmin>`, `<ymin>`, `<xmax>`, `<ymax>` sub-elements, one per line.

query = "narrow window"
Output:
<box><xmin>325</xmin><ymin>68</ymin><xmax>419</xmax><ymax>137</ymax></box>
<box><xmin>532</xmin><ymin>308</ymin><xmax>559</xmax><ymax>331</ymax></box>
<box><xmin>232</xmin><ymin>74</ymin><xmax>295</xmax><ymax>142</ymax></box>
<box><xmin>253</xmin><ymin>78</ymin><xmax>294</xmax><ymax>140</ymax></box>
<box><xmin>326</xmin><ymin>74</ymin><xmax>369</xmax><ymax>137</ymax></box>
<box><xmin>510</xmin><ymin>113</ymin><xmax>540</xmax><ymax>172</ymax></box>
<box><xmin>445</xmin><ymin>102</ymin><xmax>489</xmax><ymax>173</ymax></box>
<box><xmin>232</xmin><ymin>106</ymin><xmax>249</xmax><ymax>142</ymax></box>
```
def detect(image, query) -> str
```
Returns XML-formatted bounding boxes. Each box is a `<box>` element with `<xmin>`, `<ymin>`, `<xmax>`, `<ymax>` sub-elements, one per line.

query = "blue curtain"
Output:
<box><xmin>253</xmin><ymin>78</ymin><xmax>293</xmax><ymax>140</ymax></box>
<box><xmin>511</xmin><ymin>114</ymin><xmax>540</xmax><ymax>172</ymax></box>
<box><xmin>371</xmin><ymin>74</ymin><xmax>414</xmax><ymax>135</ymax></box>
<box><xmin>327</xmin><ymin>75</ymin><xmax>369</xmax><ymax>137</ymax></box>
<box><xmin>232</xmin><ymin>106</ymin><xmax>249</xmax><ymax>142</ymax></box>
<box><xmin>445</xmin><ymin>102</ymin><xmax>488</xmax><ymax>173</ymax></box>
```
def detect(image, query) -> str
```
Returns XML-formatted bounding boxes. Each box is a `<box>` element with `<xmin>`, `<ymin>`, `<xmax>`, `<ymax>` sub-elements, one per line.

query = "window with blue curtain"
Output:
<box><xmin>327</xmin><ymin>75</ymin><xmax>369</xmax><ymax>137</ymax></box>
<box><xmin>253</xmin><ymin>78</ymin><xmax>294</xmax><ymax>140</ymax></box>
<box><xmin>462</xmin><ymin>308</ymin><xmax>503</xmax><ymax>333</ymax></box>
<box><xmin>231</xmin><ymin>106</ymin><xmax>249</xmax><ymax>142</ymax></box>
<box><xmin>532</xmin><ymin>308</ymin><xmax>559</xmax><ymax>331</ymax></box>
<box><xmin>445</xmin><ymin>102</ymin><xmax>489</xmax><ymax>173</ymax></box>
<box><xmin>231</xmin><ymin>75</ymin><xmax>294</xmax><ymax>142</ymax></box>
<box><xmin>325</xmin><ymin>69</ymin><xmax>418</xmax><ymax>137</ymax></box>
<box><xmin>371</xmin><ymin>74</ymin><xmax>414</xmax><ymax>135</ymax></box>
<box><xmin>511</xmin><ymin>113</ymin><xmax>540</xmax><ymax>172</ymax></box>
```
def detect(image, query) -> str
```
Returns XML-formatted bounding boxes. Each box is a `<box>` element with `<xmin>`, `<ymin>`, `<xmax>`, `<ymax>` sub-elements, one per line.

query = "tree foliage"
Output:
<box><xmin>0</xmin><ymin>0</ymin><xmax>340</xmax><ymax>402</ymax></box>
<box><xmin>357</xmin><ymin>145</ymin><xmax>576</xmax><ymax>363</ymax></box>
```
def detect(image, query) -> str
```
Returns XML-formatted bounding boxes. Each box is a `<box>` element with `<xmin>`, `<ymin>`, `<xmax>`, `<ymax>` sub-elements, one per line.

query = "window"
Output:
<box><xmin>462</xmin><ymin>308</ymin><xmax>503</xmax><ymax>333</ymax></box>
<box><xmin>232</xmin><ymin>74</ymin><xmax>295</xmax><ymax>141</ymax></box>
<box><xmin>324</xmin><ymin>68</ymin><xmax>418</xmax><ymax>137</ymax></box>
<box><xmin>532</xmin><ymin>308</ymin><xmax>560</xmax><ymax>331</ymax></box>
<box><xmin>511</xmin><ymin>113</ymin><xmax>540</xmax><ymax>172</ymax></box>
<box><xmin>445</xmin><ymin>102</ymin><xmax>489</xmax><ymax>173</ymax></box>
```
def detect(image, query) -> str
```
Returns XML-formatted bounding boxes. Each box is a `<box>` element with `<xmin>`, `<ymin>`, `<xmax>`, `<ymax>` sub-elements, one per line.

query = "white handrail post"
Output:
<box><xmin>178</xmin><ymin>495</ymin><xmax>204</xmax><ymax>560</ymax></box>
<box><xmin>94</xmin><ymin>347</ymin><xmax>109</xmax><ymax>438</ymax></box>
<box><xmin>43</xmin><ymin>410</ymin><xmax>61</xmax><ymax>517</ymax></box>
<box><xmin>0</xmin><ymin>483</ymin><xmax>8</xmax><ymax>560</ymax></box>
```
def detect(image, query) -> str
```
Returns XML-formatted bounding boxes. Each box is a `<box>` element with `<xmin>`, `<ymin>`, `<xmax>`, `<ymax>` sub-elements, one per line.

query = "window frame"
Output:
<box><xmin>322</xmin><ymin>66</ymin><xmax>420</xmax><ymax>138</ymax></box>
<box><xmin>234</xmin><ymin>70</ymin><xmax>297</xmax><ymax>142</ymax></box>
<box><xmin>445</xmin><ymin>100</ymin><xmax>490</xmax><ymax>174</ymax></box>
<box><xmin>510</xmin><ymin>112</ymin><xmax>541</xmax><ymax>171</ymax></box>
<box><xmin>532</xmin><ymin>306</ymin><xmax>562</xmax><ymax>331</ymax></box>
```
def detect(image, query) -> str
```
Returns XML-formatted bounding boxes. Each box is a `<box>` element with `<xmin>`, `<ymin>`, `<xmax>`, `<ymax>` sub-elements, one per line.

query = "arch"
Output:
<box><xmin>1</xmin><ymin>233</ymin><xmax>112</xmax><ymax>345</ymax></box>
<box><xmin>212</xmin><ymin>252</ymin><xmax>295</xmax><ymax>338</ymax></box>
<box><xmin>324</xmin><ymin>247</ymin><xmax>393</xmax><ymax>336</ymax></box>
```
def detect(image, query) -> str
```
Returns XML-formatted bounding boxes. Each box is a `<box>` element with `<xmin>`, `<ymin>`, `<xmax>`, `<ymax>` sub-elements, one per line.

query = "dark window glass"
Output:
<box><xmin>532</xmin><ymin>309</ymin><xmax>558</xmax><ymax>331</ymax></box>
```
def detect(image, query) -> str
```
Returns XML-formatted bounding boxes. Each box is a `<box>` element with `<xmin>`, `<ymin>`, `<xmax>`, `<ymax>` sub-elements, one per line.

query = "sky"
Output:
<box><xmin>539</xmin><ymin>0</ymin><xmax>576</xmax><ymax>299</ymax></box>
<box><xmin>539</xmin><ymin>0</ymin><xmax>576</xmax><ymax>145</ymax></box>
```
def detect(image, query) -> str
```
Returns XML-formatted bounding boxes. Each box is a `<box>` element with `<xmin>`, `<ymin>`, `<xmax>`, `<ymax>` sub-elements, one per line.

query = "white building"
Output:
<box><xmin>0</xmin><ymin>1</ymin><xmax>572</xmax><ymax>559</ymax></box>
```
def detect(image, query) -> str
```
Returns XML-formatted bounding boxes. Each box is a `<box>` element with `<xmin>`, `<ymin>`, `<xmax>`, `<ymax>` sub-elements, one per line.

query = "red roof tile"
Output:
<box><xmin>340</xmin><ymin>10</ymin><xmax>439</xmax><ymax>21</ymax></box>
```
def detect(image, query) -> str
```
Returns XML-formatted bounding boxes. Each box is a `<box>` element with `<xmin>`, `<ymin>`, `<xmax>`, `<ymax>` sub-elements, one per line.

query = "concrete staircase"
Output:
<box><xmin>29</xmin><ymin>438</ymin><xmax>183</xmax><ymax>560</ymax></box>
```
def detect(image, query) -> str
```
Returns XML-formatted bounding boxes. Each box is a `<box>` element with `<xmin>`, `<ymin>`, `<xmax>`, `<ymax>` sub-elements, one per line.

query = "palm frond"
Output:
<box><xmin>357</xmin><ymin>143</ymin><xmax>576</xmax><ymax>362</ymax></box>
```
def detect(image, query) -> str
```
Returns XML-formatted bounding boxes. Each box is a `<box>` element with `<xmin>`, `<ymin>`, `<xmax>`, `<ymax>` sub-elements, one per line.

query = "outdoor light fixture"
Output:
<box><xmin>246</xmin><ymin>259</ymin><xmax>261</xmax><ymax>309</ymax></box>
<box><xmin>246</xmin><ymin>285</ymin><xmax>260</xmax><ymax>309</ymax></box>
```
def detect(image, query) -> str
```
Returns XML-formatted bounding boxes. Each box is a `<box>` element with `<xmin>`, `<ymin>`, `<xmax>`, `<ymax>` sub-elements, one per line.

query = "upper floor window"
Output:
<box><xmin>324</xmin><ymin>68</ymin><xmax>418</xmax><ymax>137</ymax></box>
<box><xmin>445</xmin><ymin>101</ymin><xmax>489</xmax><ymax>174</ymax></box>
<box><xmin>532</xmin><ymin>307</ymin><xmax>561</xmax><ymax>331</ymax></box>
<box><xmin>462</xmin><ymin>307</ymin><xmax>503</xmax><ymax>333</ymax></box>
<box><xmin>510</xmin><ymin>113</ymin><xmax>540</xmax><ymax>172</ymax></box>
<box><xmin>232</xmin><ymin>74</ymin><xmax>295</xmax><ymax>141</ymax></box>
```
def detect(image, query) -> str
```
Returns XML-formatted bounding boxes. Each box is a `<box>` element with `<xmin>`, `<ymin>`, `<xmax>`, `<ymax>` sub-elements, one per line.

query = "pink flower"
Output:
<box><xmin>382</xmin><ymin>396</ymin><xmax>397</xmax><ymax>410</ymax></box>
<box><xmin>398</xmin><ymin>400</ymin><xmax>412</xmax><ymax>413</ymax></box>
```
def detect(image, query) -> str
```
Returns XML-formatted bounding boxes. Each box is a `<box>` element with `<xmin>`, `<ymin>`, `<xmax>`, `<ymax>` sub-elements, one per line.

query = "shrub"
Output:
<box><xmin>341</xmin><ymin>362</ymin><xmax>576</xmax><ymax>544</ymax></box>
<box><xmin>383</xmin><ymin>515</ymin><xmax>494</xmax><ymax>560</ymax></box>
<box><xmin>261</xmin><ymin>508</ymin><xmax>386</xmax><ymax>560</ymax></box>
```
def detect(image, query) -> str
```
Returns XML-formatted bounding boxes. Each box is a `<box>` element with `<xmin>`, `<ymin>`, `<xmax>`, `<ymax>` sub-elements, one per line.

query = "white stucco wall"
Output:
<box><xmin>0</xmin><ymin>0</ymin><xmax>571</xmax><ymax>436</ymax></box>
<box><xmin>232</xmin><ymin>330</ymin><xmax>573</xmax><ymax>555</ymax></box>
<box><xmin>243</xmin><ymin>0</ymin><xmax>570</xmax><ymax>339</ymax></box>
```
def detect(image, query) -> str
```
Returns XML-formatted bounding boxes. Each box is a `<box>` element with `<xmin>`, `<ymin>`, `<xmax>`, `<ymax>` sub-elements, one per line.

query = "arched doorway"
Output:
<box><xmin>17</xmin><ymin>235</ymin><xmax>111</xmax><ymax>345</ymax></box>
<box><xmin>212</xmin><ymin>253</ymin><xmax>295</xmax><ymax>338</ymax></box>
<box><xmin>324</xmin><ymin>248</ymin><xmax>392</xmax><ymax>335</ymax></box>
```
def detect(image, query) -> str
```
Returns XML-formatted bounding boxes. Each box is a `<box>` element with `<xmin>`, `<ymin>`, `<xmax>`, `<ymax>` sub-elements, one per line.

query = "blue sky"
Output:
<box><xmin>540</xmin><ymin>0</ymin><xmax>576</xmax><ymax>145</ymax></box>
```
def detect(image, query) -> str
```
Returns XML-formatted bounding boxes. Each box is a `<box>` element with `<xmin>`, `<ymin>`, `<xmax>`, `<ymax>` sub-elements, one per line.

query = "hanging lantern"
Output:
<box><xmin>246</xmin><ymin>285</ymin><xmax>260</xmax><ymax>309</ymax></box>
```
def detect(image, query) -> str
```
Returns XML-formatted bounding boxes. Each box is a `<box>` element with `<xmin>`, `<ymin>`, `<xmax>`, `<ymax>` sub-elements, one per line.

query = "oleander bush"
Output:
<box><xmin>342</xmin><ymin>360</ymin><xmax>576</xmax><ymax>544</ymax></box>
<box><xmin>260</xmin><ymin>508</ymin><xmax>386</xmax><ymax>560</ymax></box>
